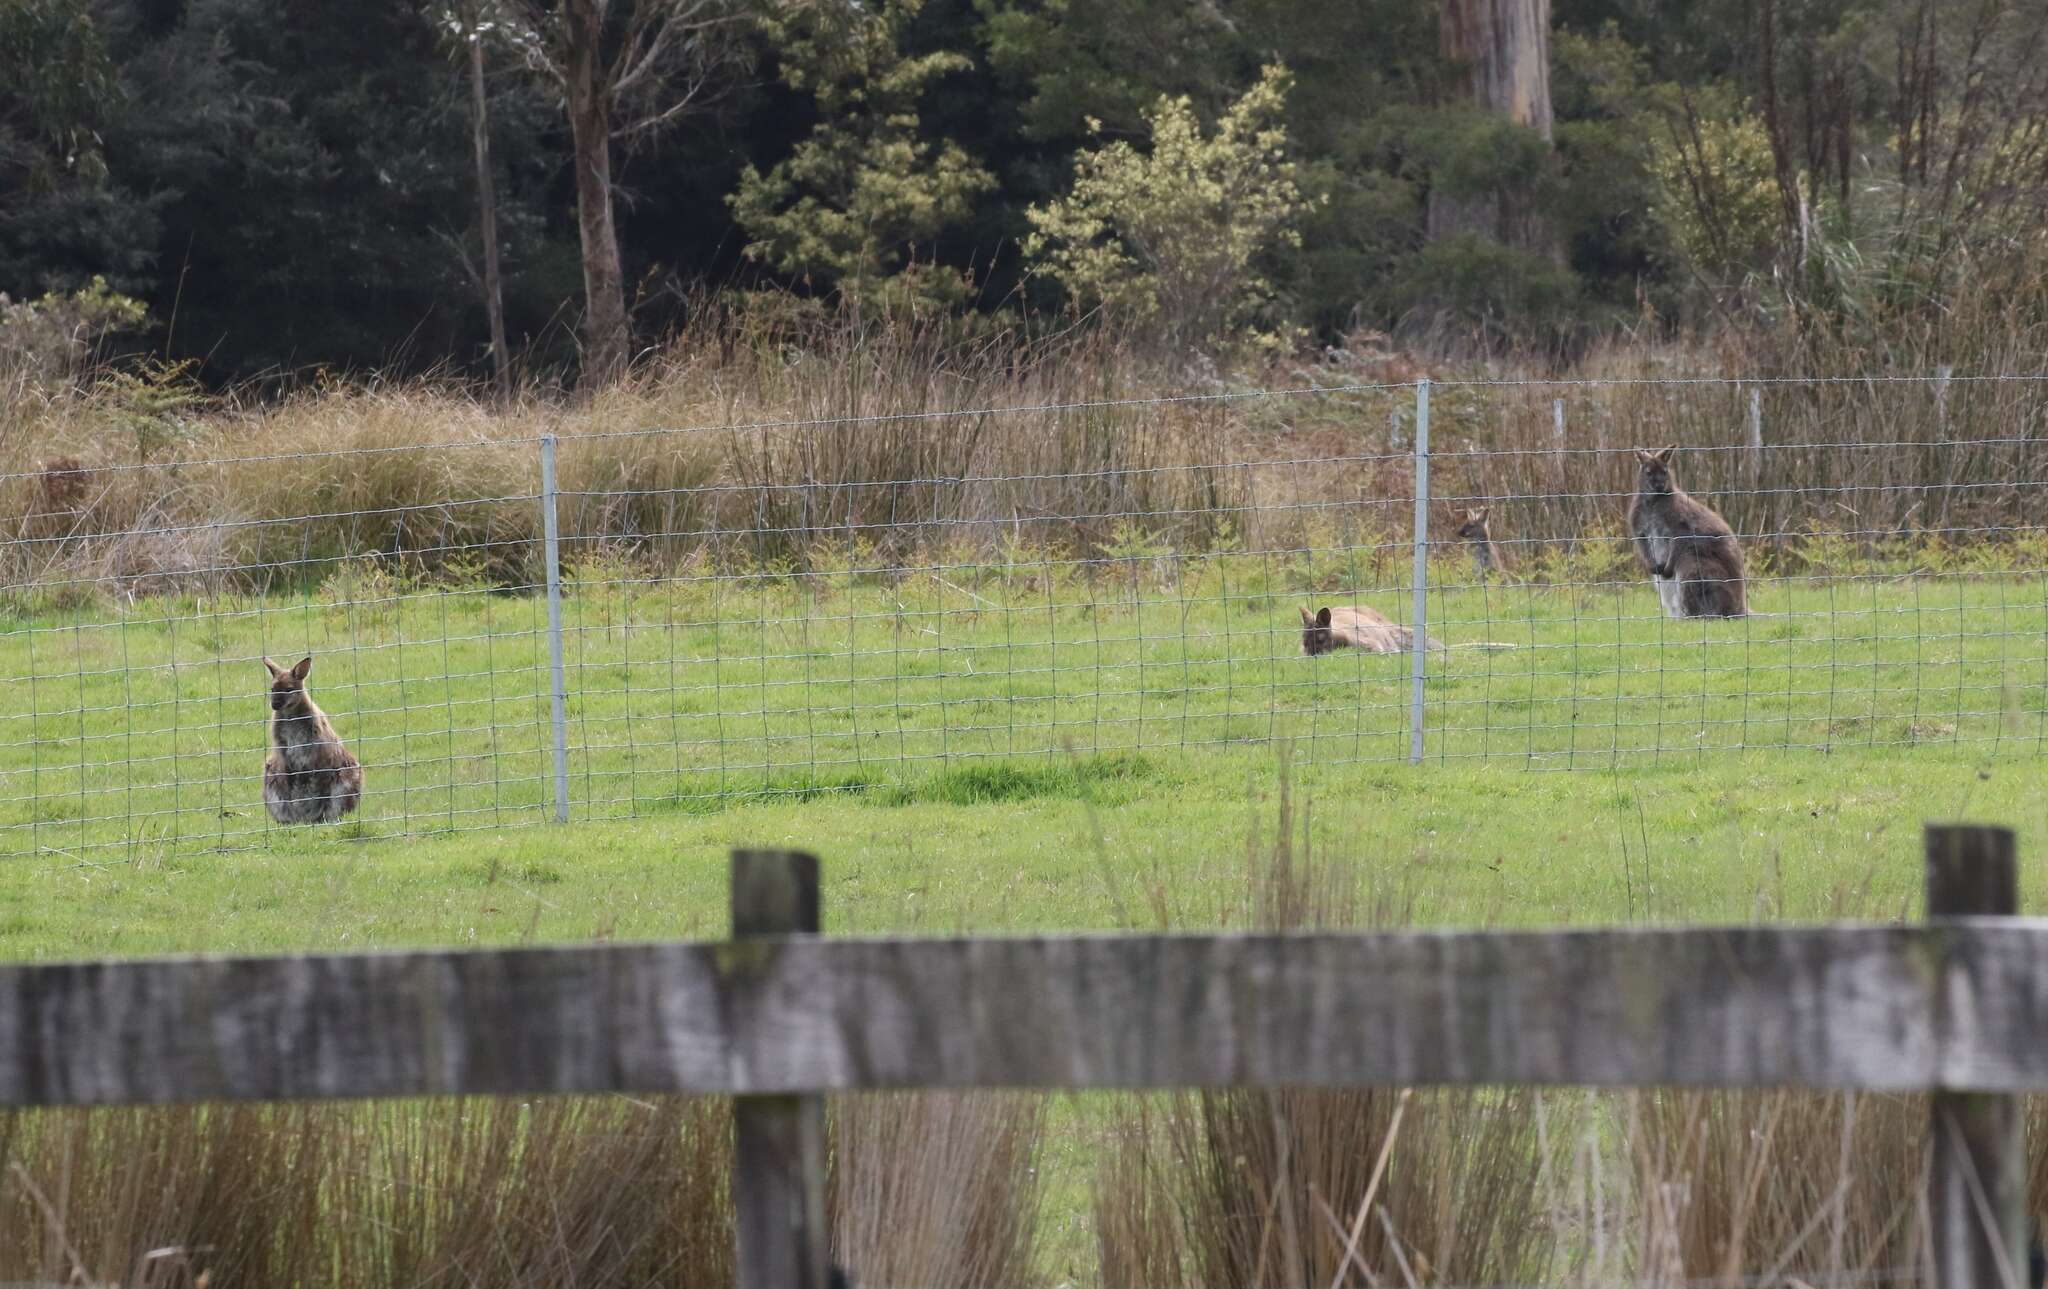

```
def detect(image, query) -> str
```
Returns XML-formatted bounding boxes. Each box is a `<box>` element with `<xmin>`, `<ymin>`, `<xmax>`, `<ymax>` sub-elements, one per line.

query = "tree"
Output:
<box><xmin>729</xmin><ymin>0</ymin><xmax>992</xmax><ymax>309</ymax></box>
<box><xmin>1428</xmin><ymin>0</ymin><xmax>1556</xmax><ymax>251</ymax></box>
<box><xmin>435</xmin><ymin>3</ymin><xmax>515</xmax><ymax>400</ymax></box>
<box><xmin>88</xmin><ymin>0</ymin><xmax>488</xmax><ymax>378</ymax></box>
<box><xmin>0</xmin><ymin>0</ymin><xmax>134</xmax><ymax>303</ymax></box>
<box><xmin>1023</xmin><ymin>64</ymin><xmax>1311</xmax><ymax>355</ymax></box>
<box><xmin>0</xmin><ymin>0</ymin><xmax>120</xmax><ymax>194</ymax></box>
<box><xmin>511</xmin><ymin>0</ymin><xmax>753</xmax><ymax>386</ymax></box>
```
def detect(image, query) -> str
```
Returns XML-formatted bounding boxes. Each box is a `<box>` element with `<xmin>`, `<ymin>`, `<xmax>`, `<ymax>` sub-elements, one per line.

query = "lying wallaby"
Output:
<box><xmin>1300</xmin><ymin>604</ymin><xmax>1442</xmax><ymax>655</ymax></box>
<box><xmin>262</xmin><ymin>655</ymin><xmax>364</xmax><ymax>824</ymax></box>
<box><xmin>1626</xmin><ymin>445</ymin><xmax>1747</xmax><ymax>618</ymax></box>
<box><xmin>1453</xmin><ymin>506</ymin><xmax>1510</xmax><ymax>582</ymax></box>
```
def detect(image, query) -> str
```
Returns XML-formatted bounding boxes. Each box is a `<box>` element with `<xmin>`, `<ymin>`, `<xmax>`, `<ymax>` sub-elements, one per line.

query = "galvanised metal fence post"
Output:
<box><xmin>1410</xmin><ymin>379</ymin><xmax>1430</xmax><ymax>765</ymax></box>
<box><xmin>540</xmin><ymin>434</ymin><xmax>571</xmax><ymax>824</ymax></box>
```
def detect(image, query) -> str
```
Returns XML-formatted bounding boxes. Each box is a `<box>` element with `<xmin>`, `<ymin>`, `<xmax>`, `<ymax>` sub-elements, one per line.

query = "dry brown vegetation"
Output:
<box><xmin>6</xmin><ymin>296</ymin><xmax>2048</xmax><ymax>613</ymax></box>
<box><xmin>0</xmin><ymin>1090</ymin><xmax>1046</xmax><ymax>1288</ymax></box>
<box><xmin>0</xmin><ymin>1096</ymin><xmax>734</xmax><ymax>1286</ymax></box>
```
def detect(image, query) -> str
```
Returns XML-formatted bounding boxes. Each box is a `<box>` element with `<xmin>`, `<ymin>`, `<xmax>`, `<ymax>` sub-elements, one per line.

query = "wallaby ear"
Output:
<box><xmin>262</xmin><ymin>656</ymin><xmax>284</xmax><ymax>679</ymax></box>
<box><xmin>1634</xmin><ymin>448</ymin><xmax>1657</xmax><ymax>464</ymax></box>
<box><xmin>1315</xmin><ymin>607</ymin><xmax>1332</xmax><ymax>628</ymax></box>
<box><xmin>290</xmin><ymin>656</ymin><xmax>313</xmax><ymax>681</ymax></box>
<box><xmin>1478</xmin><ymin>505</ymin><xmax>1490</xmax><ymax>520</ymax></box>
<box><xmin>1299</xmin><ymin>605</ymin><xmax>1315</xmax><ymax>626</ymax></box>
<box><xmin>1655</xmin><ymin>444</ymin><xmax>1677</xmax><ymax>464</ymax></box>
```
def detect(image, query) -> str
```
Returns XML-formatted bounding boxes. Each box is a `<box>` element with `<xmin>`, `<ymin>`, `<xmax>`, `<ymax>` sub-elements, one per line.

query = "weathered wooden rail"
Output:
<box><xmin>0</xmin><ymin>826</ymin><xmax>2035</xmax><ymax>1287</ymax></box>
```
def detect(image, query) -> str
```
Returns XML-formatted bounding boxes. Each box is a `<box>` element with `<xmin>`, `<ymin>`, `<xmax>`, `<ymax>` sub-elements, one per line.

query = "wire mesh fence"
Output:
<box><xmin>4</xmin><ymin>374</ymin><xmax>2046</xmax><ymax>858</ymax></box>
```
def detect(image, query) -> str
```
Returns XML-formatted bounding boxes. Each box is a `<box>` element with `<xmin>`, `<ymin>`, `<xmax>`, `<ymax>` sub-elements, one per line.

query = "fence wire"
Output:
<box><xmin>3</xmin><ymin>374</ymin><xmax>2046</xmax><ymax>858</ymax></box>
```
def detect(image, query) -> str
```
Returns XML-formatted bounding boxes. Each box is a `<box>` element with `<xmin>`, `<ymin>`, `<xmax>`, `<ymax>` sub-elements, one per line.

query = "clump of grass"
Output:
<box><xmin>0</xmin><ymin>1096</ymin><xmax>734</xmax><ymax>1287</ymax></box>
<box><xmin>833</xmin><ymin>1092</ymin><xmax>1047</xmax><ymax>1289</ymax></box>
<box><xmin>1626</xmin><ymin>1089</ymin><xmax>1926</xmax><ymax>1287</ymax></box>
<box><xmin>646</xmin><ymin>753</ymin><xmax>1156</xmax><ymax>815</ymax></box>
<box><xmin>1092</xmin><ymin>765</ymin><xmax>1570</xmax><ymax>1287</ymax></box>
<box><xmin>0</xmin><ymin>1088</ymin><xmax>1050</xmax><ymax>1288</ymax></box>
<box><xmin>654</xmin><ymin>769</ymin><xmax>889</xmax><ymax>814</ymax></box>
<box><xmin>899</xmin><ymin>753</ymin><xmax>1155</xmax><ymax>806</ymax></box>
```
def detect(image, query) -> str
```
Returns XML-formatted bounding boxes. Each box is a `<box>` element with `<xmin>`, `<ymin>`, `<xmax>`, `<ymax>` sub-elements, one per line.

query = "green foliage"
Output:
<box><xmin>90</xmin><ymin>356</ymin><xmax>205</xmax><ymax>463</ymax></box>
<box><xmin>1097</xmin><ymin>518</ymin><xmax>1172</xmax><ymax>598</ymax></box>
<box><xmin>1405</xmin><ymin>107</ymin><xmax>1554</xmax><ymax>203</ymax></box>
<box><xmin>0</xmin><ymin>0</ymin><xmax>120</xmax><ymax>190</ymax></box>
<box><xmin>976</xmin><ymin>0</ymin><xmax>1239</xmax><ymax>141</ymax></box>
<box><xmin>730</xmin><ymin>0</ymin><xmax>993</xmax><ymax>309</ymax></box>
<box><xmin>5</xmin><ymin>0</ymin><xmax>2047</xmax><ymax>374</ymax></box>
<box><xmin>1544</xmin><ymin>26</ymin><xmax>1666</xmax><ymax>309</ymax></box>
<box><xmin>1023</xmin><ymin>64</ymin><xmax>1312</xmax><ymax>355</ymax></box>
<box><xmin>1644</xmin><ymin>92</ymin><xmax>1785</xmax><ymax>288</ymax></box>
<box><xmin>0</xmin><ymin>275</ymin><xmax>146</xmax><ymax>387</ymax></box>
<box><xmin>1394</xmin><ymin>234</ymin><xmax>1582</xmax><ymax>342</ymax></box>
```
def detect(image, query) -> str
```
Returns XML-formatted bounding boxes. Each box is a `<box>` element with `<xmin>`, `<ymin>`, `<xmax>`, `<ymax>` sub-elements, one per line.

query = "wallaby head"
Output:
<box><xmin>1634</xmin><ymin>445</ymin><xmax>1678</xmax><ymax>496</ymax></box>
<box><xmin>1454</xmin><ymin>506</ymin><xmax>1492</xmax><ymax>542</ymax></box>
<box><xmin>1299</xmin><ymin>605</ymin><xmax>1336</xmax><ymax>656</ymax></box>
<box><xmin>263</xmin><ymin>655</ymin><xmax>316</xmax><ymax>716</ymax></box>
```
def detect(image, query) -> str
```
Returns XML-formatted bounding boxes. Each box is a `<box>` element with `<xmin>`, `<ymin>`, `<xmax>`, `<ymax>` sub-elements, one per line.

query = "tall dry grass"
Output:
<box><xmin>834</xmin><ymin>1093</ymin><xmax>1046</xmax><ymax>1289</ymax></box>
<box><xmin>1091</xmin><ymin>769</ymin><xmax>1571</xmax><ymax>1289</ymax></box>
<box><xmin>0</xmin><ymin>1088</ymin><xmax>1047</xmax><ymax>1288</ymax></box>
<box><xmin>0</xmin><ymin>302</ymin><xmax>1269</xmax><ymax>604</ymax></box>
<box><xmin>0</xmin><ymin>1096</ymin><xmax>733</xmax><ymax>1287</ymax></box>
<box><xmin>1626</xmin><ymin>1090</ymin><xmax>1927</xmax><ymax>1288</ymax></box>
<box><xmin>9</xmin><ymin>289</ymin><xmax>2047</xmax><ymax>611</ymax></box>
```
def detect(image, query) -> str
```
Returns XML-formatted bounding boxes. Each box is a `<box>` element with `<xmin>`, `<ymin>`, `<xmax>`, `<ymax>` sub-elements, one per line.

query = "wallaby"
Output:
<box><xmin>1452</xmin><ymin>506</ymin><xmax>1510</xmax><ymax>583</ymax></box>
<box><xmin>262</xmin><ymin>655</ymin><xmax>364</xmax><ymax>825</ymax></box>
<box><xmin>1626</xmin><ymin>445</ymin><xmax>1748</xmax><ymax>619</ymax></box>
<box><xmin>1299</xmin><ymin>604</ymin><xmax>1441</xmax><ymax>655</ymax></box>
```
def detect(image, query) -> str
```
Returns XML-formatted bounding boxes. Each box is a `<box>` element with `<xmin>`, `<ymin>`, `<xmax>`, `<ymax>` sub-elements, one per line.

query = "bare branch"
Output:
<box><xmin>609</xmin><ymin>1</ymin><xmax>750</xmax><ymax>135</ymax></box>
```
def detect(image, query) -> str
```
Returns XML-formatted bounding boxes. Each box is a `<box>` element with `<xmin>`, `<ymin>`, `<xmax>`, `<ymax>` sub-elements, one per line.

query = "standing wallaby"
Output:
<box><xmin>262</xmin><ymin>655</ymin><xmax>364</xmax><ymax>824</ymax></box>
<box><xmin>1626</xmin><ymin>446</ymin><xmax>1747</xmax><ymax>618</ymax></box>
<box><xmin>1299</xmin><ymin>604</ymin><xmax>1440</xmax><ymax>655</ymax></box>
<box><xmin>1453</xmin><ymin>506</ymin><xmax>1510</xmax><ymax>582</ymax></box>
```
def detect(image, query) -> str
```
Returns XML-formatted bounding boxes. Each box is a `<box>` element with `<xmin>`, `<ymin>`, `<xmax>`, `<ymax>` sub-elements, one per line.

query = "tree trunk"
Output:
<box><xmin>1428</xmin><ymin>0</ymin><xmax>1555</xmax><ymax>250</ymax></box>
<box><xmin>564</xmin><ymin>0</ymin><xmax>629</xmax><ymax>386</ymax></box>
<box><xmin>469</xmin><ymin>36</ymin><xmax>512</xmax><ymax>402</ymax></box>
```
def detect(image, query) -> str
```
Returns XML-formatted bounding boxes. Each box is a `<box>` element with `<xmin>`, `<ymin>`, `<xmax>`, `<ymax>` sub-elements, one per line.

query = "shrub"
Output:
<box><xmin>1025</xmin><ymin>64</ymin><xmax>1313</xmax><ymax>358</ymax></box>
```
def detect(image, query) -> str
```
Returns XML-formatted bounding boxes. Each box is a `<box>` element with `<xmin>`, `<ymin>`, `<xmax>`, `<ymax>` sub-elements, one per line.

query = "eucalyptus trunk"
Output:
<box><xmin>468</xmin><ymin>36</ymin><xmax>512</xmax><ymax>400</ymax></box>
<box><xmin>564</xmin><ymin>0</ymin><xmax>629</xmax><ymax>386</ymax></box>
<box><xmin>1428</xmin><ymin>0</ymin><xmax>1555</xmax><ymax>253</ymax></box>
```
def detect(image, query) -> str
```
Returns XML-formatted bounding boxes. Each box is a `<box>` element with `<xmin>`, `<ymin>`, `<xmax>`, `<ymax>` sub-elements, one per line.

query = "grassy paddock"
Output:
<box><xmin>0</xmin><ymin>735</ymin><xmax>2036</xmax><ymax>960</ymax></box>
<box><xmin>2</xmin><ymin>556</ymin><xmax>2044</xmax><ymax>863</ymax></box>
<box><xmin>3</xmin><ymin>540</ymin><xmax>2045</xmax><ymax>1287</ymax></box>
<box><xmin>0</xmin><ymin>738</ymin><xmax>2038</xmax><ymax>1287</ymax></box>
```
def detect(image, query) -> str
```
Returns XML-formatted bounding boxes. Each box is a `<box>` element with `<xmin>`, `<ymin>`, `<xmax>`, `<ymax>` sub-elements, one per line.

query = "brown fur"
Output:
<box><xmin>36</xmin><ymin>457</ymin><xmax>90</xmax><ymax>515</ymax></box>
<box><xmin>1299</xmin><ymin>604</ymin><xmax>1440</xmax><ymax>655</ymax></box>
<box><xmin>262</xmin><ymin>655</ymin><xmax>364</xmax><ymax>825</ymax></box>
<box><xmin>1626</xmin><ymin>446</ymin><xmax>1748</xmax><ymax>618</ymax></box>
<box><xmin>1452</xmin><ymin>506</ymin><xmax>1510</xmax><ymax>582</ymax></box>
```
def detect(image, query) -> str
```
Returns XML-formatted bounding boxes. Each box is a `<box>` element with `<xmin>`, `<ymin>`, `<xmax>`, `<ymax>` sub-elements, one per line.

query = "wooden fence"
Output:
<box><xmin>0</xmin><ymin>825</ymin><xmax>2041</xmax><ymax>1287</ymax></box>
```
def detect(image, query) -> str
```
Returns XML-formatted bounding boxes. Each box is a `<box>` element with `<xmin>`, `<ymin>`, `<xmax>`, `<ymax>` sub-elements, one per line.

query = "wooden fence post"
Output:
<box><xmin>1925</xmin><ymin>824</ymin><xmax>2026</xmax><ymax>1289</ymax></box>
<box><xmin>732</xmin><ymin>849</ymin><xmax>830</xmax><ymax>1289</ymax></box>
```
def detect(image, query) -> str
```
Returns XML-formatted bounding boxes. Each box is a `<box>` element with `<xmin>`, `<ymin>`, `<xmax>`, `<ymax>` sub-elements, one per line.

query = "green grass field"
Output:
<box><xmin>3</xmin><ymin>559</ymin><xmax>2045</xmax><ymax>1288</ymax></box>
<box><xmin>1</xmin><ymin>555</ymin><xmax>2045</xmax><ymax>958</ymax></box>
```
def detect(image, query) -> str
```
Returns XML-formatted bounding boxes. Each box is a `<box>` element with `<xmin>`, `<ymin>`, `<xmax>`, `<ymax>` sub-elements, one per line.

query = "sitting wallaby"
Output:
<box><xmin>1453</xmin><ymin>506</ymin><xmax>1510</xmax><ymax>583</ymax></box>
<box><xmin>1300</xmin><ymin>604</ymin><xmax>1441</xmax><ymax>655</ymax></box>
<box><xmin>1626</xmin><ymin>445</ymin><xmax>1747</xmax><ymax>618</ymax></box>
<box><xmin>262</xmin><ymin>655</ymin><xmax>364</xmax><ymax>824</ymax></box>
